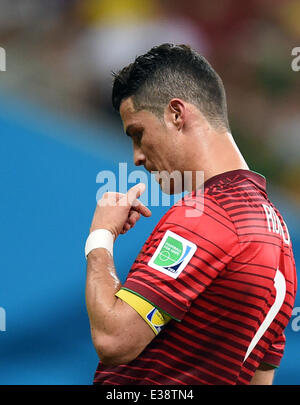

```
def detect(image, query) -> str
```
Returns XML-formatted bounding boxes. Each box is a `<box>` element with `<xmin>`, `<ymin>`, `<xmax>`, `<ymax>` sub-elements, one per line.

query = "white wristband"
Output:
<box><xmin>85</xmin><ymin>229</ymin><xmax>114</xmax><ymax>258</ymax></box>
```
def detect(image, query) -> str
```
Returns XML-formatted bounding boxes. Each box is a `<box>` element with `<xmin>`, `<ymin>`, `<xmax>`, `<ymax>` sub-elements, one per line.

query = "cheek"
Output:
<box><xmin>141</xmin><ymin>135</ymin><xmax>157</xmax><ymax>156</ymax></box>
<box><xmin>146</xmin><ymin>141</ymin><xmax>164</xmax><ymax>162</ymax></box>
<box><xmin>143</xmin><ymin>128</ymin><xmax>169</xmax><ymax>164</ymax></box>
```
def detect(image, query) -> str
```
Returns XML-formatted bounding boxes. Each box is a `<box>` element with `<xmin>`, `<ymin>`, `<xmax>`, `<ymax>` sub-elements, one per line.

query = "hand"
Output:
<box><xmin>89</xmin><ymin>183</ymin><xmax>152</xmax><ymax>240</ymax></box>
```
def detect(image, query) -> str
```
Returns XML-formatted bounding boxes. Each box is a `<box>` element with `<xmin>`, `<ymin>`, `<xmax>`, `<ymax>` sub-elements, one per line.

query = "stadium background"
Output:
<box><xmin>0</xmin><ymin>0</ymin><xmax>299</xmax><ymax>384</ymax></box>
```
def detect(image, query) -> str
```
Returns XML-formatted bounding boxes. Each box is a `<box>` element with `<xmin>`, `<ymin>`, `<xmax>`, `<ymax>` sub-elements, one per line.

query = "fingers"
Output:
<box><xmin>121</xmin><ymin>209</ymin><xmax>141</xmax><ymax>234</ymax></box>
<box><xmin>125</xmin><ymin>183</ymin><xmax>152</xmax><ymax>217</ymax></box>
<box><xmin>127</xmin><ymin>183</ymin><xmax>146</xmax><ymax>204</ymax></box>
<box><xmin>120</xmin><ymin>223</ymin><xmax>131</xmax><ymax>234</ymax></box>
<box><xmin>98</xmin><ymin>189</ymin><xmax>151</xmax><ymax>217</ymax></box>
<box><xmin>131</xmin><ymin>201</ymin><xmax>152</xmax><ymax>217</ymax></box>
<box><xmin>128</xmin><ymin>210</ymin><xmax>141</xmax><ymax>225</ymax></box>
<box><xmin>97</xmin><ymin>192</ymin><xmax>125</xmax><ymax>206</ymax></box>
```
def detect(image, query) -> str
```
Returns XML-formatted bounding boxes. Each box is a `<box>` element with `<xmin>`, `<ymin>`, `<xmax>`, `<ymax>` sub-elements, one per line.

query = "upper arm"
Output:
<box><xmin>94</xmin><ymin>289</ymin><xmax>173</xmax><ymax>365</ymax></box>
<box><xmin>250</xmin><ymin>363</ymin><xmax>276</xmax><ymax>385</ymax></box>
<box><xmin>93</xmin><ymin>295</ymin><xmax>157</xmax><ymax>365</ymax></box>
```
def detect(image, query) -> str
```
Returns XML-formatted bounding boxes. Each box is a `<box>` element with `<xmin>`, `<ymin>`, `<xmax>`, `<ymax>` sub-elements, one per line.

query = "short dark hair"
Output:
<box><xmin>112</xmin><ymin>43</ymin><xmax>229</xmax><ymax>130</ymax></box>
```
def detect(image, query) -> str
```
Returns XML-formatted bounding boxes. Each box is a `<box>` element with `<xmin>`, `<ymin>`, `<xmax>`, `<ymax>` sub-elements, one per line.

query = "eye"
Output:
<box><xmin>132</xmin><ymin>130</ymin><xmax>143</xmax><ymax>146</ymax></box>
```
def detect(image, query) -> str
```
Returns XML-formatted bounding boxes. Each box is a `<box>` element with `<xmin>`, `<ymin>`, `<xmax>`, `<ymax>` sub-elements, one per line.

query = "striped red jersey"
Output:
<box><xmin>94</xmin><ymin>169</ymin><xmax>297</xmax><ymax>385</ymax></box>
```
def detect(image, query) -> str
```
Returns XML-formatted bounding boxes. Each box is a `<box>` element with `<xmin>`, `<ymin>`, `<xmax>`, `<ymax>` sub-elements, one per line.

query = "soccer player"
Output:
<box><xmin>85</xmin><ymin>44</ymin><xmax>297</xmax><ymax>385</ymax></box>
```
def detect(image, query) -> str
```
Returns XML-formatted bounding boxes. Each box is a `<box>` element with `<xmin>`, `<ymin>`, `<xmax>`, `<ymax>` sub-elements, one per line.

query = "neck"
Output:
<box><xmin>203</xmin><ymin>131</ymin><xmax>249</xmax><ymax>181</ymax></box>
<box><xmin>184</xmin><ymin>131</ymin><xmax>249</xmax><ymax>191</ymax></box>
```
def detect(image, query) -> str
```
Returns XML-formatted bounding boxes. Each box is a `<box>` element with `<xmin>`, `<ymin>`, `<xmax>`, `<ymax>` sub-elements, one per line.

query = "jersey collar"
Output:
<box><xmin>204</xmin><ymin>169</ymin><xmax>266</xmax><ymax>192</ymax></box>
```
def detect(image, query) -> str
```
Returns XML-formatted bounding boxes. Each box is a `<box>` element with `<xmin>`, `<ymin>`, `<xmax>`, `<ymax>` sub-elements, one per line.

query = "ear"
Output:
<box><xmin>167</xmin><ymin>99</ymin><xmax>185</xmax><ymax>131</ymax></box>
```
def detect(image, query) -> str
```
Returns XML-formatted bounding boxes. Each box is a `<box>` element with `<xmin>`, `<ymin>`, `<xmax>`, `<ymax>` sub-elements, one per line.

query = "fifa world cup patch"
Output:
<box><xmin>148</xmin><ymin>230</ymin><xmax>197</xmax><ymax>279</ymax></box>
<box><xmin>146</xmin><ymin>307</ymin><xmax>167</xmax><ymax>334</ymax></box>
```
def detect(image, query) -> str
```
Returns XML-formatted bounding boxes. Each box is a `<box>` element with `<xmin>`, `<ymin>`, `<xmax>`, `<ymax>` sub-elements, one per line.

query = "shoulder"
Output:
<box><xmin>161</xmin><ymin>190</ymin><xmax>236</xmax><ymax>230</ymax></box>
<box><xmin>150</xmin><ymin>190</ymin><xmax>240</xmax><ymax>254</ymax></box>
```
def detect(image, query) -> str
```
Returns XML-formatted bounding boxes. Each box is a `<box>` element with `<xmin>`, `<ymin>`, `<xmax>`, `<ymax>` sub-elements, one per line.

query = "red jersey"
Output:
<box><xmin>94</xmin><ymin>169</ymin><xmax>297</xmax><ymax>385</ymax></box>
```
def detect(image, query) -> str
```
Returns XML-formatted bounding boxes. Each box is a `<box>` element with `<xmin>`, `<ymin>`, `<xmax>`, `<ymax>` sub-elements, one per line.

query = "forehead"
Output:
<box><xmin>119</xmin><ymin>97</ymin><xmax>136</xmax><ymax>123</ymax></box>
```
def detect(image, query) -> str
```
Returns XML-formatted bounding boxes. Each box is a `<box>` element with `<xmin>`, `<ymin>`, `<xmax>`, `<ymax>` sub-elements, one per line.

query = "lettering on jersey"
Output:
<box><xmin>262</xmin><ymin>204</ymin><xmax>290</xmax><ymax>245</ymax></box>
<box><xmin>148</xmin><ymin>230</ymin><xmax>197</xmax><ymax>279</ymax></box>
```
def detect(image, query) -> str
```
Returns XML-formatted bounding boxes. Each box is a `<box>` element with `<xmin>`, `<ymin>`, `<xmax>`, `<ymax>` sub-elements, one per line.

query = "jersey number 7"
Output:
<box><xmin>243</xmin><ymin>269</ymin><xmax>286</xmax><ymax>362</ymax></box>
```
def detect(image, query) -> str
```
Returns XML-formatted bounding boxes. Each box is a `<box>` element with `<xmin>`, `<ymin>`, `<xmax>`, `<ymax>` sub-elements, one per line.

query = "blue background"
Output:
<box><xmin>0</xmin><ymin>94</ymin><xmax>299</xmax><ymax>384</ymax></box>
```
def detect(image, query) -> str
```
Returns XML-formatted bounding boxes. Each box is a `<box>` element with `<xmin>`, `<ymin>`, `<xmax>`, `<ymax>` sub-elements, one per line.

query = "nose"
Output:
<box><xmin>133</xmin><ymin>145</ymin><xmax>146</xmax><ymax>167</ymax></box>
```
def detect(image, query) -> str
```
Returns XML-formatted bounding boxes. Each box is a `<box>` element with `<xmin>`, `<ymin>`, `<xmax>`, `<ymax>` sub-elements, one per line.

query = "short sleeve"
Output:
<box><xmin>122</xmin><ymin>195</ymin><xmax>240</xmax><ymax>321</ymax></box>
<box><xmin>261</xmin><ymin>332</ymin><xmax>286</xmax><ymax>368</ymax></box>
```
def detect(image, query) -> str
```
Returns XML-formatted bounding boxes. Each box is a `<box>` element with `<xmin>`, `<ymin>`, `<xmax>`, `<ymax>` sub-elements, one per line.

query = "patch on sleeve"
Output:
<box><xmin>148</xmin><ymin>230</ymin><xmax>197</xmax><ymax>279</ymax></box>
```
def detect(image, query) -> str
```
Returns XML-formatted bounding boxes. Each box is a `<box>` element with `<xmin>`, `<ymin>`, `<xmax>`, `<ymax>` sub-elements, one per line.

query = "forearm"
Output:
<box><xmin>85</xmin><ymin>184</ymin><xmax>152</xmax><ymax>363</ymax></box>
<box><xmin>85</xmin><ymin>248</ymin><xmax>121</xmax><ymax>340</ymax></box>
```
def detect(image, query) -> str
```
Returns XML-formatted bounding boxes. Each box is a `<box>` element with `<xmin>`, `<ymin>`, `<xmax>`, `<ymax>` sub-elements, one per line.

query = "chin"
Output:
<box><xmin>159</xmin><ymin>178</ymin><xmax>184</xmax><ymax>195</ymax></box>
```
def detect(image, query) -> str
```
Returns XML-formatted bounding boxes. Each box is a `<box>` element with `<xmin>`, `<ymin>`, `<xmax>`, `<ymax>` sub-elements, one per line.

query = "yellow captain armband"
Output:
<box><xmin>115</xmin><ymin>288</ymin><xmax>171</xmax><ymax>335</ymax></box>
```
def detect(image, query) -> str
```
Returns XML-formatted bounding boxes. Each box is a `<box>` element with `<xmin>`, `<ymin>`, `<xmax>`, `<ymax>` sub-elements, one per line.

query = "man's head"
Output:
<box><xmin>112</xmin><ymin>43</ymin><xmax>231</xmax><ymax>192</ymax></box>
<box><xmin>112</xmin><ymin>43</ymin><xmax>229</xmax><ymax>130</ymax></box>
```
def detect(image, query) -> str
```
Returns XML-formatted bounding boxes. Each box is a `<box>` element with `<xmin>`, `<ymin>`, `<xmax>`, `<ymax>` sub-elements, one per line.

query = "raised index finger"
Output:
<box><xmin>126</xmin><ymin>183</ymin><xmax>152</xmax><ymax>217</ymax></box>
<box><xmin>127</xmin><ymin>183</ymin><xmax>146</xmax><ymax>203</ymax></box>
